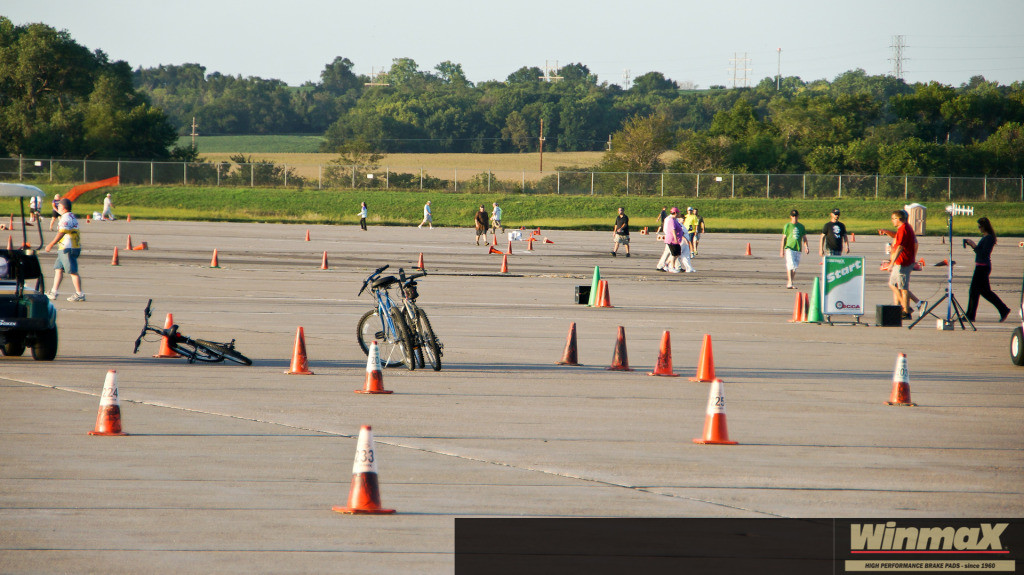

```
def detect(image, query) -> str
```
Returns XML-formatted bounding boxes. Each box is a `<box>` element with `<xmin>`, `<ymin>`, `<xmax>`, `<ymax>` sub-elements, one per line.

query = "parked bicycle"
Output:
<box><xmin>356</xmin><ymin>265</ymin><xmax>416</xmax><ymax>370</ymax></box>
<box><xmin>133</xmin><ymin>299</ymin><xmax>252</xmax><ymax>365</ymax></box>
<box><xmin>398</xmin><ymin>267</ymin><xmax>443</xmax><ymax>371</ymax></box>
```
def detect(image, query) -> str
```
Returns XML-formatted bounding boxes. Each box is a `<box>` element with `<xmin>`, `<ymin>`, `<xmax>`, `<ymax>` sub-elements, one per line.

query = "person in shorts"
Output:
<box><xmin>48</xmin><ymin>194</ymin><xmax>61</xmax><ymax>231</ymax></box>
<box><xmin>418</xmin><ymin>200</ymin><xmax>433</xmax><ymax>229</ymax></box>
<box><xmin>474</xmin><ymin>205</ymin><xmax>489</xmax><ymax>245</ymax></box>
<box><xmin>780</xmin><ymin>209</ymin><xmax>809</xmax><ymax>289</ymax></box>
<box><xmin>611</xmin><ymin>207</ymin><xmax>630</xmax><ymax>257</ymax></box>
<box><xmin>819</xmin><ymin>208</ymin><xmax>850</xmax><ymax>256</ymax></box>
<box><xmin>491</xmin><ymin>202</ymin><xmax>503</xmax><ymax>236</ymax></box>
<box><xmin>882</xmin><ymin>209</ymin><xmax>916</xmax><ymax>319</ymax></box>
<box><xmin>44</xmin><ymin>198</ymin><xmax>85</xmax><ymax>302</ymax></box>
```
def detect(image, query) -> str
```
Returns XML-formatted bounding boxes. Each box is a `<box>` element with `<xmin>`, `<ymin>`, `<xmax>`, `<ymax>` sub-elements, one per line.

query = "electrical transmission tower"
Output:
<box><xmin>728</xmin><ymin>52</ymin><xmax>751</xmax><ymax>89</ymax></box>
<box><xmin>889</xmin><ymin>35</ymin><xmax>907</xmax><ymax>80</ymax></box>
<box><xmin>539</xmin><ymin>60</ymin><xmax>563</xmax><ymax>82</ymax></box>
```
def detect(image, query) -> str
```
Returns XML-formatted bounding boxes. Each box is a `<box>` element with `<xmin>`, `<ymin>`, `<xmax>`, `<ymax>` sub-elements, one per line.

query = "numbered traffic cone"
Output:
<box><xmin>595</xmin><ymin>280</ymin><xmax>614</xmax><ymax>308</ymax></box>
<box><xmin>125</xmin><ymin>235</ymin><xmax>133</xmax><ymax>250</ymax></box>
<box><xmin>356</xmin><ymin>341</ymin><xmax>392</xmax><ymax>394</ymax></box>
<box><xmin>689</xmin><ymin>334</ymin><xmax>716</xmax><ymax>382</ymax></box>
<box><xmin>587</xmin><ymin>266</ymin><xmax>601</xmax><ymax>307</ymax></box>
<box><xmin>885</xmin><ymin>353</ymin><xmax>916</xmax><ymax>406</ymax></box>
<box><xmin>415</xmin><ymin>252</ymin><xmax>424</xmax><ymax>270</ymax></box>
<box><xmin>606</xmin><ymin>326</ymin><xmax>632</xmax><ymax>371</ymax></box>
<box><xmin>285</xmin><ymin>327</ymin><xmax>314</xmax><ymax>375</ymax></box>
<box><xmin>332</xmin><ymin>425</ymin><xmax>396</xmax><ymax>514</ymax></box>
<box><xmin>745</xmin><ymin>242</ymin><xmax>752</xmax><ymax>256</ymax></box>
<box><xmin>500</xmin><ymin>254</ymin><xmax>509</xmax><ymax>273</ymax></box>
<box><xmin>693</xmin><ymin>379</ymin><xmax>738</xmax><ymax>445</ymax></box>
<box><xmin>304</xmin><ymin>229</ymin><xmax>310</xmax><ymax>241</ymax></box>
<box><xmin>648</xmin><ymin>331</ymin><xmax>679</xmax><ymax>376</ymax></box>
<box><xmin>556</xmin><ymin>322</ymin><xmax>581</xmax><ymax>366</ymax></box>
<box><xmin>806</xmin><ymin>277</ymin><xmax>824</xmax><ymax>323</ymax></box>
<box><xmin>153</xmin><ymin>313</ymin><xmax>182</xmax><ymax>358</ymax></box>
<box><xmin>210</xmin><ymin>249</ymin><xmax>220</xmax><ymax>268</ymax></box>
<box><xmin>321</xmin><ymin>251</ymin><xmax>329</xmax><ymax>270</ymax></box>
<box><xmin>88</xmin><ymin>370</ymin><xmax>127</xmax><ymax>436</ymax></box>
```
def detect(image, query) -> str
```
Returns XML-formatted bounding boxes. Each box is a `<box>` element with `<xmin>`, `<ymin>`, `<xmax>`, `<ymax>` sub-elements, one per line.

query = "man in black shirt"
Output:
<box><xmin>819</xmin><ymin>208</ymin><xmax>850</xmax><ymax>256</ymax></box>
<box><xmin>611</xmin><ymin>207</ymin><xmax>630</xmax><ymax>257</ymax></box>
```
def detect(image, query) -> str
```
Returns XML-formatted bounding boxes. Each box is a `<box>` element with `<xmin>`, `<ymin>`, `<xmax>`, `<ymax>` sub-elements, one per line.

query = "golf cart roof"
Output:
<box><xmin>0</xmin><ymin>183</ymin><xmax>45</xmax><ymax>197</ymax></box>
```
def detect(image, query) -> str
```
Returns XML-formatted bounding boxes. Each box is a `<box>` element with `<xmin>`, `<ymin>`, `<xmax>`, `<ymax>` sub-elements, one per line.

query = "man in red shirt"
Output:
<box><xmin>882</xmin><ymin>210</ymin><xmax>917</xmax><ymax>319</ymax></box>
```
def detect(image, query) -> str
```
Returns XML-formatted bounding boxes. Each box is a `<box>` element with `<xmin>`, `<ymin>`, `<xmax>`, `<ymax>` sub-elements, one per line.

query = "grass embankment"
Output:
<box><xmin>3</xmin><ymin>185</ymin><xmax>1022</xmax><ymax>236</ymax></box>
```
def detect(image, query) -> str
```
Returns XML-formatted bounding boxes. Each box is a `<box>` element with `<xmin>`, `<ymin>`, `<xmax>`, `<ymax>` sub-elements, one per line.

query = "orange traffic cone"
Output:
<box><xmin>606</xmin><ymin>326</ymin><xmax>633</xmax><ymax>371</ymax></box>
<box><xmin>6</xmin><ymin>235</ymin><xmax>12</xmax><ymax>250</ymax></box>
<box><xmin>648</xmin><ymin>331</ymin><xmax>679</xmax><ymax>376</ymax></box>
<box><xmin>210</xmin><ymin>249</ymin><xmax>220</xmax><ymax>268</ymax></box>
<box><xmin>285</xmin><ymin>327</ymin><xmax>314</xmax><ymax>375</ymax></box>
<box><xmin>787</xmin><ymin>291</ymin><xmax>802</xmax><ymax>322</ymax></box>
<box><xmin>321</xmin><ymin>251</ymin><xmax>329</xmax><ymax>270</ymax></box>
<box><xmin>500</xmin><ymin>254</ymin><xmax>509</xmax><ymax>273</ymax></box>
<box><xmin>132</xmin><ymin>241</ymin><xmax>147</xmax><ymax>250</ymax></box>
<box><xmin>305</xmin><ymin>229</ymin><xmax>310</xmax><ymax>241</ymax></box>
<box><xmin>526</xmin><ymin>237</ymin><xmax>534</xmax><ymax>251</ymax></box>
<box><xmin>332</xmin><ymin>425</ymin><xmax>396</xmax><ymax>514</ymax></box>
<box><xmin>488</xmin><ymin>246</ymin><xmax>504</xmax><ymax>255</ymax></box>
<box><xmin>415</xmin><ymin>253</ymin><xmax>424</xmax><ymax>270</ymax></box>
<box><xmin>556</xmin><ymin>322</ymin><xmax>581</xmax><ymax>366</ymax></box>
<box><xmin>356</xmin><ymin>341</ymin><xmax>392</xmax><ymax>394</ymax></box>
<box><xmin>689</xmin><ymin>334</ymin><xmax>716</xmax><ymax>382</ymax></box>
<box><xmin>88</xmin><ymin>370</ymin><xmax>127</xmax><ymax>436</ymax></box>
<box><xmin>507</xmin><ymin>240</ymin><xmax>513</xmax><ymax>255</ymax></box>
<box><xmin>595</xmin><ymin>280</ymin><xmax>613</xmax><ymax>308</ymax></box>
<box><xmin>693</xmin><ymin>379</ymin><xmax>738</xmax><ymax>445</ymax></box>
<box><xmin>745</xmin><ymin>242</ymin><xmax>752</xmax><ymax>256</ymax></box>
<box><xmin>885</xmin><ymin>353</ymin><xmax>916</xmax><ymax>406</ymax></box>
<box><xmin>85</xmin><ymin>213</ymin><xmax>91</xmax><ymax>223</ymax></box>
<box><xmin>7</xmin><ymin>214</ymin><xmax>12</xmax><ymax>230</ymax></box>
<box><xmin>153</xmin><ymin>313</ymin><xmax>182</xmax><ymax>358</ymax></box>
<box><xmin>543</xmin><ymin>237</ymin><xmax>554</xmax><ymax>244</ymax></box>
<box><xmin>125</xmin><ymin>235</ymin><xmax>133</xmax><ymax>250</ymax></box>
<box><xmin>800</xmin><ymin>292</ymin><xmax>809</xmax><ymax>322</ymax></box>
<box><xmin>126</xmin><ymin>214</ymin><xmax>131</xmax><ymax>222</ymax></box>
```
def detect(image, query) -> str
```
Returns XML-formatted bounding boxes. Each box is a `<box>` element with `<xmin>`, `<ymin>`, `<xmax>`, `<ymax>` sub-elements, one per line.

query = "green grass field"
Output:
<box><xmin>4</xmin><ymin>185</ymin><xmax>1021</xmax><ymax>236</ymax></box>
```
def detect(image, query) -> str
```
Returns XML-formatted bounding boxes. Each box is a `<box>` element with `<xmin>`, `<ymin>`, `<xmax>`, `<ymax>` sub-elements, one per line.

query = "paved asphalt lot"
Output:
<box><xmin>2</xmin><ymin>218</ymin><xmax>1022</xmax><ymax>574</ymax></box>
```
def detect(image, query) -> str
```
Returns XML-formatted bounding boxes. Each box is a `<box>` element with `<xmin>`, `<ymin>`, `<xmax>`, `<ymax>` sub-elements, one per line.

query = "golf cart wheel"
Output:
<box><xmin>1011</xmin><ymin>326</ymin><xmax>1024</xmax><ymax>366</ymax></box>
<box><xmin>3</xmin><ymin>339</ymin><xmax>26</xmax><ymax>357</ymax></box>
<box><xmin>31</xmin><ymin>327</ymin><xmax>58</xmax><ymax>361</ymax></box>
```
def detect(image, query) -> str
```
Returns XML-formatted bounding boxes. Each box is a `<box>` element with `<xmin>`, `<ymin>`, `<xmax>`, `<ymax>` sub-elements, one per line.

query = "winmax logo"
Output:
<box><xmin>850</xmin><ymin>522</ymin><xmax>1008</xmax><ymax>551</ymax></box>
<box><xmin>0</xmin><ymin>320</ymin><xmax>16</xmax><ymax>327</ymax></box>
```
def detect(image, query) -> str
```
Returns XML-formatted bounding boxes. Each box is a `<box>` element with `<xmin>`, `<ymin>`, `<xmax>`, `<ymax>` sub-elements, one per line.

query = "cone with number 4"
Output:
<box><xmin>88</xmin><ymin>370</ymin><xmax>127</xmax><ymax>436</ymax></box>
<box><xmin>693</xmin><ymin>378</ymin><xmax>737</xmax><ymax>445</ymax></box>
<box><xmin>885</xmin><ymin>353</ymin><xmax>916</xmax><ymax>406</ymax></box>
<box><xmin>332</xmin><ymin>425</ymin><xmax>396</xmax><ymax>514</ymax></box>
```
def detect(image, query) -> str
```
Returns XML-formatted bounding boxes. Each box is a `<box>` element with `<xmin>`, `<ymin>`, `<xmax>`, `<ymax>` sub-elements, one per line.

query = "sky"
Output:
<box><xmin>5</xmin><ymin>0</ymin><xmax>1024</xmax><ymax>89</ymax></box>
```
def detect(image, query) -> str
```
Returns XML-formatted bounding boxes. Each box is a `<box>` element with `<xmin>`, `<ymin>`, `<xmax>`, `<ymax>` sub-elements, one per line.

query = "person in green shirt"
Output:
<box><xmin>779</xmin><ymin>209</ymin><xmax>809</xmax><ymax>289</ymax></box>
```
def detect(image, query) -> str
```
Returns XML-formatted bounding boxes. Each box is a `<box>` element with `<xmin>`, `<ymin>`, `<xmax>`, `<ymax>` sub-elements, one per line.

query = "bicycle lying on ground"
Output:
<box><xmin>356</xmin><ymin>264</ymin><xmax>443</xmax><ymax>370</ymax></box>
<box><xmin>133</xmin><ymin>299</ymin><xmax>252</xmax><ymax>365</ymax></box>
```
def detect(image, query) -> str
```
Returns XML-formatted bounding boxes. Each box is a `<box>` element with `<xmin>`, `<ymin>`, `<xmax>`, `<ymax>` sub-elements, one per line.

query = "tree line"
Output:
<box><xmin>2</xmin><ymin>18</ymin><xmax>1022</xmax><ymax>177</ymax></box>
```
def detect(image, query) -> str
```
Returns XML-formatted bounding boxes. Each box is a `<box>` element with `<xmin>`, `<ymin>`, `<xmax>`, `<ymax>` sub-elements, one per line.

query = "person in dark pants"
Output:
<box><xmin>964</xmin><ymin>217</ymin><xmax>1011</xmax><ymax>322</ymax></box>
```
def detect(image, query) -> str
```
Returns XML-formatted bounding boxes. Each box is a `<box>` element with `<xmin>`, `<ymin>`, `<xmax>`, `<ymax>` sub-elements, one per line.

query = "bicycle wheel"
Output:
<box><xmin>389</xmin><ymin>307</ymin><xmax>417</xmax><ymax>371</ymax></box>
<box><xmin>357</xmin><ymin>309</ymin><xmax>410</xmax><ymax>369</ymax></box>
<box><xmin>170</xmin><ymin>340</ymin><xmax>217</xmax><ymax>363</ymax></box>
<box><xmin>404</xmin><ymin>305</ymin><xmax>425</xmax><ymax>369</ymax></box>
<box><xmin>415</xmin><ymin>308</ymin><xmax>443</xmax><ymax>371</ymax></box>
<box><xmin>199</xmin><ymin>340</ymin><xmax>253</xmax><ymax>366</ymax></box>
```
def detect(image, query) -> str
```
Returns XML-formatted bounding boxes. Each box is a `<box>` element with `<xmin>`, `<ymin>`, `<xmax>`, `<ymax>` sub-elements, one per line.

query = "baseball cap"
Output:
<box><xmin>686</xmin><ymin>206</ymin><xmax>694</xmax><ymax>211</ymax></box>
<box><xmin>58</xmin><ymin>198</ymin><xmax>72</xmax><ymax>211</ymax></box>
<box><xmin>831</xmin><ymin>208</ymin><xmax>841</xmax><ymax>215</ymax></box>
<box><xmin>790</xmin><ymin>209</ymin><xmax>799</xmax><ymax>217</ymax></box>
<box><xmin>670</xmin><ymin>207</ymin><xmax>679</xmax><ymax>214</ymax></box>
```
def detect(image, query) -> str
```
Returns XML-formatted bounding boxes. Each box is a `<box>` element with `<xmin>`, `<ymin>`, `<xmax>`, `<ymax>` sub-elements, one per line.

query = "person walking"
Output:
<box><xmin>611</xmin><ymin>207</ymin><xmax>630</xmax><ymax>257</ymax></box>
<box><xmin>43</xmin><ymin>198</ymin><xmax>85</xmax><ymax>302</ymax></box>
<box><xmin>878</xmin><ymin>210</ymin><xmax>916</xmax><ymax>319</ymax></box>
<box><xmin>48</xmin><ymin>194</ymin><xmax>61</xmax><ymax>231</ymax></box>
<box><xmin>358</xmin><ymin>202</ymin><xmax>368</xmax><ymax>231</ymax></box>
<box><xmin>418</xmin><ymin>200</ymin><xmax>433</xmax><ymax>229</ymax></box>
<box><xmin>101</xmin><ymin>193</ymin><xmax>115</xmax><ymax>220</ymax></box>
<box><xmin>682</xmin><ymin>207</ymin><xmax>699</xmax><ymax>254</ymax></box>
<box><xmin>490</xmin><ymin>202</ymin><xmax>503</xmax><ymax>236</ymax></box>
<box><xmin>474</xmin><ymin>205</ymin><xmax>489</xmax><ymax>245</ymax></box>
<box><xmin>29</xmin><ymin>194</ymin><xmax>41</xmax><ymax>224</ymax></box>
<box><xmin>655</xmin><ymin>206</ymin><xmax>667</xmax><ymax>236</ymax></box>
<box><xmin>692</xmin><ymin>208</ymin><xmax>705</xmax><ymax>256</ymax></box>
<box><xmin>656</xmin><ymin>207</ymin><xmax>683</xmax><ymax>272</ymax></box>
<box><xmin>780</xmin><ymin>209</ymin><xmax>809</xmax><ymax>289</ymax></box>
<box><xmin>964</xmin><ymin>217</ymin><xmax>1012</xmax><ymax>322</ymax></box>
<box><xmin>819</xmin><ymin>208</ymin><xmax>849</xmax><ymax>256</ymax></box>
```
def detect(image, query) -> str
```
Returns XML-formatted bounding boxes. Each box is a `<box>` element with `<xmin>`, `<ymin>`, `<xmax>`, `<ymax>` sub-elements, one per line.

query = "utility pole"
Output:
<box><xmin>539</xmin><ymin>119</ymin><xmax>545</xmax><ymax>172</ymax></box>
<box><xmin>622</xmin><ymin>69</ymin><xmax>631</xmax><ymax>89</ymax></box>
<box><xmin>539</xmin><ymin>60</ymin><xmax>563</xmax><ymax>82</ymax></box>
<box><xmin>889</xmin><ymin>35</ymin><xmax>907</xmax><ymax>80</ymax></box>
<box><xmin>364</xmin><ymin>66</ymin><xmax>391</xmax><ymax>86</ymax></box>
<box><xmin>776</xmin><ymin>48</ymin><xmax>782</xmax><ymax>90</ymax></box>
<box><xmin>190</xmin><ymin>117</ymin><xmax>199</xmax><ymax>149</ymax></box>
<box><xmin>728</xmin><ymin>52</ymin><xmax>751</xmax><ymax>89</ymax></box>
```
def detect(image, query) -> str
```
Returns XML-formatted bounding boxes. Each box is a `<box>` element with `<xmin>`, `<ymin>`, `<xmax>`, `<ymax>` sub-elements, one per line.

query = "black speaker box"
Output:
<box><xmin>574</xmin><ymin>285</ymin><xmax>591</xmax><ymax>304</ymax></box>
<box><xmin>875</xmin><ymin>305</ymin><xmax>903</xmax><ymax>327</ymax></box>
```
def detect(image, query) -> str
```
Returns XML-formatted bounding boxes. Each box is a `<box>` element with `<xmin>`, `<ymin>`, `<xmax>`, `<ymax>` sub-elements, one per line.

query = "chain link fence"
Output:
<box><xmin>2</xmin><ymin>156</ymin><xmax>1021</xmax><ymax>202</ymax></box>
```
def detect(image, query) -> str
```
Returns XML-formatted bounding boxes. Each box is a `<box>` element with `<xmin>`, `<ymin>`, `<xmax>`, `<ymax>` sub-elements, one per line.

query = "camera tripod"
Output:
<box><xmin>908</xmin><ymin>210</ymin><xmax>976</xmax><ymax>331</ymax></box>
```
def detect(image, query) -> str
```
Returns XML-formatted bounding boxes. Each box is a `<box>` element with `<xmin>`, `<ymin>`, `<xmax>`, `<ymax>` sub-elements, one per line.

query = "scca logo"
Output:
<box><xmin>827</xmin><ymin>261</ymin><xmax>863</xmax><ymax>282</ymax></box>
<box><xmin>834</xmin><ymin>301</ymin><xmax>861</xmax><ymax>310</ymax></box>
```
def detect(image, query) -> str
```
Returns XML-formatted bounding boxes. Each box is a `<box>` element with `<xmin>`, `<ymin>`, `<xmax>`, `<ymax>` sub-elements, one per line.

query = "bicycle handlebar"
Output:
<box><xmin>133</xmin><ymin>299</ymin><xmax>154</xmax><ymax>354</ymax></box>
<box><xmin>358</xmin><ymin>264</ymin><xmax>390</xmax><ymax>296</ymax></box>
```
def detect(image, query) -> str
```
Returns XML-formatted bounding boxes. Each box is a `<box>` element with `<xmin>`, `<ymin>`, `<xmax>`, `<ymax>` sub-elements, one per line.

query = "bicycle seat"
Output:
<box><xmin>371</xmin><ymin>275</ymin><xmax>398</xmax><ymax>289</ymax></box>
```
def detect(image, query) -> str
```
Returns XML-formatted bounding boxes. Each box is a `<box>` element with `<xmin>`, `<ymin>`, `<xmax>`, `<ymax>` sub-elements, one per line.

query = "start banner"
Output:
<box><xmin>823</xmin><ymin>256</ymin><xmax>865</xmax><ymax>317</ymax></box>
